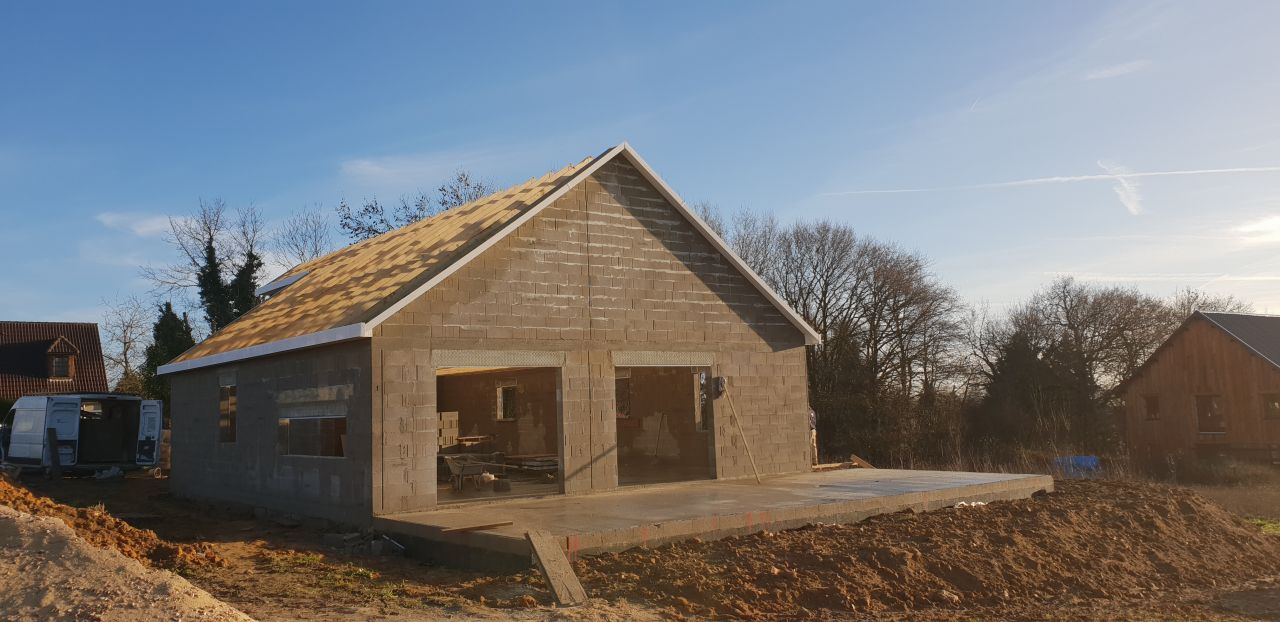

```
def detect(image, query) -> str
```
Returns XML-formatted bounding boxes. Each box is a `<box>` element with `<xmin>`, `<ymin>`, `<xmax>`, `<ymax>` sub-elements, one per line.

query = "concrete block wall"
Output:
<box><xmin>371</xmin><ymin>156</ymin><xmax>811</xmax><ymax>513</ymax></box>
<box><xmin>168</xmin><ymin>340</ymin><xmax>373</xmax><ymax>524</ymax></box>
<box><xmin>369</xmin><ymin>344</ymin><xmax>438</xmax><ymax>515</ymax></box>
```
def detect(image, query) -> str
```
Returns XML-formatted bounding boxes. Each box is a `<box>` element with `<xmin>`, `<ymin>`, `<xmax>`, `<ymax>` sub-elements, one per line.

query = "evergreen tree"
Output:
<box><xmin>141</xmin><ymin>302</ymin><xmax>196</xmax><ymax>420</ymax></box>
<box><xmin>229</xmin><ymin>246</ymin><xmax>264</xmax><ymax>318</ymax></box>
<box><xmin>196</xmin><ymin>236</ymin><xmax>235</xmax><ymax>332</ymax></box>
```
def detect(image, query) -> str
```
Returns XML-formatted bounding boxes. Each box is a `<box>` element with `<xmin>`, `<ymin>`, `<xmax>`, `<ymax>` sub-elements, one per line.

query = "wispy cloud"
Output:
<box><xmin>1056</xmin><ymin>271</ymin><xmax>1280</xmax><ymax>283</ymax></box>
<box><xmin>339</xmin><ymin>148</ymin><xmax>496</xmax><ymax>190</ymax></box>
<box><xmin>1082</xmin><ymin>59</ymin><xmax>1152</xmax><ymax>80</ymax></box>
<box><xmin>95</xmin><ymin>212</ymin><xmax>171</xmax><ymax>238</ymax></box>
<box><xmin>1096</xmin><ymin>160</ymin><xmax>1143</xmax><ymax>214</ymax></box>
<box><xmin>823</xmin><ymin>165</ymin><xmax>1280</xmax><ymax>214</ymax></box>
<box><xmin>1236</xmin><ymin>215</ymin><xmax>1280</xmax><ymax>245</ymax></box>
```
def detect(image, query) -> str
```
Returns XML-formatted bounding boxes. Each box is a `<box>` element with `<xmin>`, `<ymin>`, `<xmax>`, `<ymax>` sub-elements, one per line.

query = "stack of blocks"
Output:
<box><xmin>438</xmin><ymin>411</ymin><xmax>459</xmax><ymax>448</ymax></box>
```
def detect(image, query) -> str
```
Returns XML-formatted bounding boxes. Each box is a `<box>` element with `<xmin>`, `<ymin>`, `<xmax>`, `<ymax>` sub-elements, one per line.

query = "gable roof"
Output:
<box><xmin>1197</xmin><ymin>311</ymin><xmax>1280</xmax><ymax>369</ymax></box>
<box><xmin>1118</xmin><ymin>310</ymin><xmax>1280</xmax><ymax>394</ymax></box>
<box><xmin>159</xmin><ymin>143</ymin><xmax>821</xmax><ymax>375</ymax></box>
<box><xmin>0</xmin><ymin>321</ymin><xmax>109</xmax><ymax>400</ymax></box>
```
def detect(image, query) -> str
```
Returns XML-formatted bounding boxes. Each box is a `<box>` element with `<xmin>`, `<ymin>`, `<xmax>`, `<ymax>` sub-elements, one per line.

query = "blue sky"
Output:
<box><xmin>3</xmin><ymin>1</ymin><xmax>1279</xmax><ymax>329</ymax></box>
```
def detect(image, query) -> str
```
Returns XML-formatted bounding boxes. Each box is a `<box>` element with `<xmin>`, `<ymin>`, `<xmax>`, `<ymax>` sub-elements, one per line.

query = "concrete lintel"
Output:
<box><xmin>431</xmin><ymin>349</ymin><xmax>566</xmax><ymax>368</ymax></box>
<box><xmin>611</xmin><ymin>350</ymin><xmax>715</xmax><ymax>367</ymax></box>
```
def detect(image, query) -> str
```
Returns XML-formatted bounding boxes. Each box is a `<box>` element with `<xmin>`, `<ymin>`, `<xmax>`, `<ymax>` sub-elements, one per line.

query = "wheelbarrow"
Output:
<box><xmin>443</xmin><ymin>455</ymin><xmax>489</xmax><ymax>491</ymax></box>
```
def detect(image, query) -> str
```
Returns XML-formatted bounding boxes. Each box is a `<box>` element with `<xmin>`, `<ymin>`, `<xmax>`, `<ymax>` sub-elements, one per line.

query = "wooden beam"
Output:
<box><xmin>526</xmin><ymin>530</ymin><xmax>587</xmax><ymax>606</ymax></box>
<box><xmin>724</xmin><ymin>390</ymin><xmax>762</xmax><ymax>484</ymax></box>
<box><xmin>439</xmin><ymin>520</ymin><xmax>514</xmax><ymax>533</ymax></box>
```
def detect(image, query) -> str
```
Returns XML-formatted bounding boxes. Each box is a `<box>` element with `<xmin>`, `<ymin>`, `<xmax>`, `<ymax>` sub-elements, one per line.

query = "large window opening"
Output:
<box><xmin>435</xmin><ymin>366</ymin><xmax>561</xmax><ymax>504</ymax></box>
<box><xmin>1196</xmin><ymin>394</ymin><xmax>1225</xmax><ymax>434</ymax></box>
<box><xmin>614</xmin><ymin>366</ymin><xmax>714</xmax><ymax>486</ymax></box>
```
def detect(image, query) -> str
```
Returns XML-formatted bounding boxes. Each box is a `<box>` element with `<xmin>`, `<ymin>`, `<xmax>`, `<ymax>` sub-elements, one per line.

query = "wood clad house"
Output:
<box><xmin>158</xmin><ymin>143</ymin><xmax>821</xmax><ymax>524</ymax></box>
<box><xmin>1120</xmin><ymin>311</ymin><xmax>1280</xmax><ymax>465</ymax></box>
<box><xmin>0</xmin><ymin>321</ymin><xmax>109</xmax><ymax>406</ymax></box>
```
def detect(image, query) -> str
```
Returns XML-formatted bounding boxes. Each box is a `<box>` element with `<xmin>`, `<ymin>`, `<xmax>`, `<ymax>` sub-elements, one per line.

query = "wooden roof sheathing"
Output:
<box><xmin>171</xmin><ymin>155</ymin><xmax>599</xmax><ymax>364</ymax></box>
<box><xmin>161</xmin><ymin>143</ymin><xmax>823</xmax><ymax>374</ymax></box>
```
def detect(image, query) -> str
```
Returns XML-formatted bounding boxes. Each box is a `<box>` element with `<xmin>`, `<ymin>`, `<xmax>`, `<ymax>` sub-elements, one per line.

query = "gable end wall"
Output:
<box><xmin>1123</xmin><ymin>317</ymin><xmax>1280</xmax><ymax>461</ymax></box>
<box><xmin>371</xmin><ymin>157</ymin><xmax>810</xmax><ymax>515</ymax></box>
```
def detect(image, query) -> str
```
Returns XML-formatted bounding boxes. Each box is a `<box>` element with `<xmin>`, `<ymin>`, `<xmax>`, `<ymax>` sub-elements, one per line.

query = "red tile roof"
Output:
<box><xmin>0</xmin><ymin>321</ymin><xmax>108</xmax><ymax>401</ymax></box>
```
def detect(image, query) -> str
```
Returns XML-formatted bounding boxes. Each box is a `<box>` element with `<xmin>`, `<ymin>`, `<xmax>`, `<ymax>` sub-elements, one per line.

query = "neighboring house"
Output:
<box><xmin>1121</xmin><ymin>311</ymin><xmax>1280</xmax><ymax>466</ymax></box>
<box><xmin>0</xmin><ymin>321</ymin><xmax>109</xmax><ymax>406</ymax></box>
<box><xmin>158</xmin><ymin>143</ymin><xmax>821</xmax><ymax>524</ymax></box>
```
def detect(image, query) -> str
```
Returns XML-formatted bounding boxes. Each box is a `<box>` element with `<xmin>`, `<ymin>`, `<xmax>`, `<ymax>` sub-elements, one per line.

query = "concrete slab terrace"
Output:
<box><xmin>373</xmin><ymin>468</ymin><xmax>1054</xmax><ymax>569</ymax></box>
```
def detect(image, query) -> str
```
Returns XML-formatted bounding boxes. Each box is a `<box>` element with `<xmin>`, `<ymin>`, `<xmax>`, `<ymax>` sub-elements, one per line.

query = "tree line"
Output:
<box><xmin>697</xmin><ymin>204</ymin><xmax>1250</xmax><ymax>466</ymax></box>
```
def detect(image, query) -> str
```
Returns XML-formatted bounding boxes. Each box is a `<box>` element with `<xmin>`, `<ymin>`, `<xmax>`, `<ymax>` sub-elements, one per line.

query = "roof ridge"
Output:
<box><xmin>1198</xmin><ymin>310</ymin><xmax>1280</xmax><ymax>318</ymax></box>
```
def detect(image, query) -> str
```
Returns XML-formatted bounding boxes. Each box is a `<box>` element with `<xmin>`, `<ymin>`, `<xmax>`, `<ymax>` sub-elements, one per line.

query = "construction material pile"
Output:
<box><xmin>576</xmin><ymin>479</ymin><xmax>1280</xmax><ymax>619</ymax></box>
<box><xmin>1</xmin><ymin>505</ymin><xmax>250</xmax><ymax>622</ymax></box>
<box><xmin>0</xmin><ymin>478</ymin><xmax>224</xmax><ymax>570</ymax></box>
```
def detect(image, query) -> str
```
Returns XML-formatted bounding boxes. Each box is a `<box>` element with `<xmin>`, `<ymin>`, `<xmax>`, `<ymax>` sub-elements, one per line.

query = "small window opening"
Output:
<box><xmin>496</xmin><ymin>383</ymin><xmax>517</xmax><ymax>421</ymax></box>
<box><xmin>218</xmin><ymin>384</ymin><xmax>237</xmax><ymax>443</ymax></box>
<box><xmin>1263</xmin><ymin>393</ymin><xmax>1280</xmax><ymax>420</ymax></box>
<box><xmin>1144</xmin><ymin>395</ymin><xmax>1160</xmax><ymax>421</ymax></box>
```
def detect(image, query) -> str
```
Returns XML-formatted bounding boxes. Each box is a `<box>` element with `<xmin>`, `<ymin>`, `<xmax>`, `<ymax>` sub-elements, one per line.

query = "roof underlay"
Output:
<box><xmin>158</xmin><ymin>143</ymin><xmax>820</xmax><ymax>375</ymax></box>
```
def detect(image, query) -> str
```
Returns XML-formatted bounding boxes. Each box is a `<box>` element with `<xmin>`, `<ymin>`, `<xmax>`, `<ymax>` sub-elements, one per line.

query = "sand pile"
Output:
<box><xmin>0</xmin><ymin>505</ymin><xmax>252</xmax><ymax>622</ymax></box>
<box><xmin>0</xmin><ymin>477</ymin><xmax>224</xmax><ymax>569</ymax></box>
<box><xmin>576</xmin><ymin>479</ymin><xmax>1280</xmax><ymax>619</ymax></box>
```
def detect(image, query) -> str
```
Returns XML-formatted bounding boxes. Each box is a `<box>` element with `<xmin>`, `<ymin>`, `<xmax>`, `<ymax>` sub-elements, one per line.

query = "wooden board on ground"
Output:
<box><xmin>439</xmin><ymin>520</ymin><xmax>514</xmax><ymax>533</ymax></box>
<box><xmin>526</xmin><ymin>529</ymin><xmax>587</xmax><ymax>606</ymax></box>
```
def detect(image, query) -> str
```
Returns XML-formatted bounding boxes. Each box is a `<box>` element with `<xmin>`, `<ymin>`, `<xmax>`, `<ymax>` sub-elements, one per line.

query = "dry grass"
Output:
<box><xmin>1188</xmin><ymin>484</ymin><xmax>1280</xmax><ymax>522</ymax></box>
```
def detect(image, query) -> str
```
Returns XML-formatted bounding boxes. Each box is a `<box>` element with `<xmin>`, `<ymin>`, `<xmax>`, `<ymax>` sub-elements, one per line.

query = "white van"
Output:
<box><xmin>1</xmin><ymin>394</ymin><xmax>162</xmax><ymax>474</ymax></box>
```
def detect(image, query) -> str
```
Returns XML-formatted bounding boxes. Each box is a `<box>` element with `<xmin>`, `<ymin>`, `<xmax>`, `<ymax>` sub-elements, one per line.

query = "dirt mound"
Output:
<box><xmin>0</xmin><ymin>504</ymin><xmax>251</xmax><ymax>622</ymax></box>
<box><xmin>0</xmin><ymin>478</ymin><xmax>224</xmax><ymax>570</ymax></box>
<box><xmin>575</xmin><ymin>480</ymin><xmax>1280</xmax><ymax>619</ymax></box>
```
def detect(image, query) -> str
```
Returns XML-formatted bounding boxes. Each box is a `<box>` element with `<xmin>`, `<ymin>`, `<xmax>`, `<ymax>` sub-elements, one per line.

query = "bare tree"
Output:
<box><xmin>100</xmin><ymin>293</ymin><xmax>153</xmax><ymax>390</ymax></box>
<box><xmin>337</xmin><ymin>170</ymin><xmax>494</xmax><ymax>242</ymax></box>
<box><xmin>272</xmin><ymin>205</ymin><xmax>334</xmax><ymax>270</ymax></box>
<box><xmin>693</xmin><ymin>201</ymin><xmax>727</xmax><ymax>239</ymax></box>
<box><xmin>140</xmin><ymin>199</ymin><xmax>266</xmax><ymax>294</ymax></box>
<box><xmin>437</xmin><ymin>170</ymin><xmax>494</xmax><ymax>210</ymax></box>
<box><xmin>140</xmin><ymin>198</ymin><xmax>230</xmax><ymax>293</ymax></box>
<box><xmin>1167</xmin><ymin>287</ymin><xmax>1252</xmax><ymax>319</ymax></box>
<box><xmin>140</xmin><ymin>199</ymin><xmax>268</xmax><ymax>334</ymax></box>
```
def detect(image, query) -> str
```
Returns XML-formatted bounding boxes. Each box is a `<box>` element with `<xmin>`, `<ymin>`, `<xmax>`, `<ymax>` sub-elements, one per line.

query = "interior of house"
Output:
<box><xmin>435</xmin><ymin>366</ymin><xmax>561</xmax><ymax>503</ymax></box>
<box><xmin>614</xmin><ymin>366</ymin><xmax>714</xmax><ymax>486</ymax></box>
<box><xmin>433</xmin><ymin>363</ymin><xmax>716</xmax><ymax>504</ymax></box>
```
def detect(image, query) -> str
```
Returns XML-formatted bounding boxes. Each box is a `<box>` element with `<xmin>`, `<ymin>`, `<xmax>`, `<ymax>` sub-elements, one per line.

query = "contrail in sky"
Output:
<box><xmin>822</xmin><ymin>166</ymin><xmax>1280</xmax><ymax>196</ymax></box>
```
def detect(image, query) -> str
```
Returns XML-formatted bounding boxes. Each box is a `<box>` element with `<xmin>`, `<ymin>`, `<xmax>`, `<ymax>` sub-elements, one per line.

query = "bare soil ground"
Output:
<box><xmin>0</xmin><ymin>504</ymin><xmax>251</xmax><ymax>622</ymax></box>
<box><xmin>4</xmin><ymin>474</ymin><xmax>1280</xmax><ymax>621</ymax></box>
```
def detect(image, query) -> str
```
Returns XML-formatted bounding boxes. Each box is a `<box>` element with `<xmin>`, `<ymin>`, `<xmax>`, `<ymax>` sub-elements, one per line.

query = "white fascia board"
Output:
<box><xmin>362</xmin><ymin>144</ymin><xmax>628</xmax><ymax>329</ymax></box>
<box><xmin>156</xmin><ymin>323</ymin><xmax>368</xmax><ymax>375</ymax></box>
<box><xmin>615</xmin><ymin>145</ymin><xmax>823</xmax><ymax>345</ymax></box>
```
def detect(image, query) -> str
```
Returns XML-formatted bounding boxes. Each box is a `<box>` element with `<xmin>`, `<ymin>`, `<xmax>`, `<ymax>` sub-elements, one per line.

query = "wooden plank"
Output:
<box><xmin>439</xmin><ymin>520</ymin><xmax>514</xmax><ymax>534</ymax></box>
<box><xmin>526</xmin><ymin>530</ymin><xmax>587</xmax><ymax>606</ymax></box>
<box><xmin>724</xmin><ymin>390</ymin><xmax>762</xmax><ymax>484</ymax></box>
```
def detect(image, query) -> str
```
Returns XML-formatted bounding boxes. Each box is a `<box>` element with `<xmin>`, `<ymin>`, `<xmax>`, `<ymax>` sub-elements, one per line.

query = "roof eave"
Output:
<box><xmin>156</xmin><ymin>323</ymin><xmax>369</xmax><ymax>375</ymax></box>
